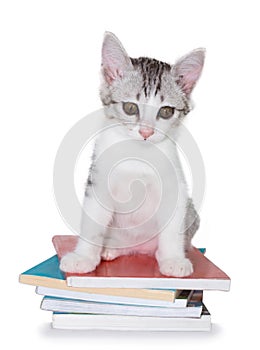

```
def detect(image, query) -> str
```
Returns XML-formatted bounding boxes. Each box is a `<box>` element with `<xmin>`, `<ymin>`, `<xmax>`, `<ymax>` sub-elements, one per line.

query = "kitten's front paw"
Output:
<box><xmin>60</xmin><ymin>252</ymin><xmax>100</xmax><ymax>273</ymax></box>
<box><xmin>159</xmin><ymin>258</ymin><xmax>193</xmax><ymax>277</ymax></box>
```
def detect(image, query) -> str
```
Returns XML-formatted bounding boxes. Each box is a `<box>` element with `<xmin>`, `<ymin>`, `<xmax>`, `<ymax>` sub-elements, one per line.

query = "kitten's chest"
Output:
<box><xmin>109</xmin><ymin>158</ymin><xmax>160</xmax><ymax>203</ymax></box>
<box><xmin>94</xmin><ymin>133</ymin><xmax>177</xmax><ymax>203</ymax></box>
<box><xmin>110</xmin><ymin>158</ymin><xmax>159</xmax><ymax>184</ymax></box>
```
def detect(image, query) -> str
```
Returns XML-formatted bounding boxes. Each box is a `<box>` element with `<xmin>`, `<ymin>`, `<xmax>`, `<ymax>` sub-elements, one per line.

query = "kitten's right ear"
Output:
<box><xmin>102</xmin><ymin>32</ymin><xmax>132</xmax><ymax>84</ymax></box>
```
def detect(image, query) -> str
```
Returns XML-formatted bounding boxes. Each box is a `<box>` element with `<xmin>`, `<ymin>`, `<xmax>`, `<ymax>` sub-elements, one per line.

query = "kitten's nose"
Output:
<box><xmin>139</xmin><ymin>127</ymin><xmax>154</xmax><ymax>140</ymax></box>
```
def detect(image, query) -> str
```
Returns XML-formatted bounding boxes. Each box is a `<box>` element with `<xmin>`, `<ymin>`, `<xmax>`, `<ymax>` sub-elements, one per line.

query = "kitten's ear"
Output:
<box><xmin>102</xmin><ymin>32</ymin><xmax>132</xmax><ymax>84</ymax></box>
<box><xmin>173</xmin><ymin>48</ymin><xmax>205</xmax><ymax>96</ymax></box>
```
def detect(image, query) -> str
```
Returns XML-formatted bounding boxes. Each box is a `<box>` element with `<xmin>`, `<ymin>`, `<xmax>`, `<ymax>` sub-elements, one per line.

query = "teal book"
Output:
<box><xmin>19</xmin><ymin>255</ymin><xmax>184</xmax><ymax>307</ymax></box>
<box><xmin>19</xmin><ymin>248</ymin><xmax>206</xmax><ymax>289</ymax></box>
<box><xmin>21</xmin><ymin>255</ymin><xmax>64</xmax><ymax>281</ymax></box>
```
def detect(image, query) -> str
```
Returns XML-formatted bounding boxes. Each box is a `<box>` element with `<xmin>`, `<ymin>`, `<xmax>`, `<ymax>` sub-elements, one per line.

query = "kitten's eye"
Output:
<box><xmin>123</xmin><ymin>102</ymin><xmax>139</xmax><ymax>116</ymax></box>
<box><xmin>158</xmin><ymin>106</ymin><xmax>175</xmax><ymax>119</ymax></box>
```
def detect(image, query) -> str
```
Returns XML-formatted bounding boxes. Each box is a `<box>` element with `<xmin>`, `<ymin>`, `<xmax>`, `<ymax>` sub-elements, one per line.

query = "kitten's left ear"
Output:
<box><xmin>173</xmin><ymin>48</ymin><xmax>206</xmax><ymax>96</ymax></box>
<box><xmin>102</xmin><ymin>32</ymin><xmax>132</xmax><ymax>84</ymax></box>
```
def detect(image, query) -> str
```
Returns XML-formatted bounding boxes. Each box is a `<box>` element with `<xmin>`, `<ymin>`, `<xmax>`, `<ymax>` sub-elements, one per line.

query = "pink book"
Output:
<box><xmin>53</xmin><ymin>235</ymin><xmax>230</xmax><ymax>291</ymax></box>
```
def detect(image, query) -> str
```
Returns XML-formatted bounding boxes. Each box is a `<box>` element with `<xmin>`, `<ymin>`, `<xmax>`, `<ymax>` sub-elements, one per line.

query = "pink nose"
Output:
<box><xmin>139</xmin><ymin>127</ymin><xmax>154</xmax><ymax>139</ymax></box>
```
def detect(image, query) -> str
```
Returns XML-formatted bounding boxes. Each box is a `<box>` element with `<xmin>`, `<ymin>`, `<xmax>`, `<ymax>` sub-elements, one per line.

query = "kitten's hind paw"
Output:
<box><xmin>60</xmin><ymin>252</ymin><xmax>100</xmax><ymax>273</ymax></box>
<box><xmin>101</xmin><ymin>248</ymin><xmax>121</xmax><ymax>261</ymax></box>
<box><xmin>159</xmin><ymin>257</ymin><xmax>193</xmax><ymax>277</ymax></box>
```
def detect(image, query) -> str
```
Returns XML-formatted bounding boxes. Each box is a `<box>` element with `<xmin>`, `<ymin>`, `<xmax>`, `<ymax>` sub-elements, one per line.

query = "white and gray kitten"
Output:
<box><xmin>60</xmin><ymin>32</ymin><xmax>205</xmax><ymax>277</ymax></box>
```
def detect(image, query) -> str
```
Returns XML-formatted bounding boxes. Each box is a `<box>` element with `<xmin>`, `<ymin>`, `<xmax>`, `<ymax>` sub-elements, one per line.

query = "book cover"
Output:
<box><xmin>53</xmin><ymin>235</ymin><xmax>231</xmax><ymax>290</ymax></box>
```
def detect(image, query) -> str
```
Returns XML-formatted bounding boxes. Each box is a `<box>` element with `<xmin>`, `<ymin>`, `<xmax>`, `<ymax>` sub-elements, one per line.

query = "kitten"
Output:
<box><xmin>60</xmin><ymin>32</ymin><xmax>205</xmax><ymax>277</ymax></box>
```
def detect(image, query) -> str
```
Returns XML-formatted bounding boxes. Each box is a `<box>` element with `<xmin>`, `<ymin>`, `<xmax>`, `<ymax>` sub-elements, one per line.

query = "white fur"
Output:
<box><xmin>61</xmin><ymin>118</ymin><xmax>193</xmax><ymax>277</ymax></box>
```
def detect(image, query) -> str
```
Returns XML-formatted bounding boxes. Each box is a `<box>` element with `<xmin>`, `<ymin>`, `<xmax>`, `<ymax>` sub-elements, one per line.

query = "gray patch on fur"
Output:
<box><xmin>100</xmin><ymin>56</ymin><xmax>191</xmax><ymax>118</ymax></box>
<box><xmin>130</xmin><ymin>57</ymin><xmax>171</xmax><ymax>97</ymax></box>
<box><xmin>184</xmin><ymin>198</ymin><xmax>200</xmax><ymax>251</ymax></box>
<box><xmin>85</xmin><ymin>150</ymin><xmax>97</xmax><ymax>196</ymax></box>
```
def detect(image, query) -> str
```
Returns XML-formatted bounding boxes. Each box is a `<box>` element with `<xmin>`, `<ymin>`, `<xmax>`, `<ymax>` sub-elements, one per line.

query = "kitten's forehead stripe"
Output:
<box><xmin>130</xmin><ymin>57</ymin><xmax>171</xmax><ymax>98</ymax></box>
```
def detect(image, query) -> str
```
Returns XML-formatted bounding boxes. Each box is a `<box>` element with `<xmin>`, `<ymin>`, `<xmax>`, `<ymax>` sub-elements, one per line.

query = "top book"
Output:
<box><xmin>53</xmin><ymin>235</ymin><xmax>231</xmax><ymax>291</ymax></box>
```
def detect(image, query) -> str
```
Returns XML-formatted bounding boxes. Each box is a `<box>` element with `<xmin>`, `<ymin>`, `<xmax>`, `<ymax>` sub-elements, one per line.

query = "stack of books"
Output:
<box><xmin>19</xmin><ymin>235</ymin><xmax>230</xmax><ymax>331</ymax></box>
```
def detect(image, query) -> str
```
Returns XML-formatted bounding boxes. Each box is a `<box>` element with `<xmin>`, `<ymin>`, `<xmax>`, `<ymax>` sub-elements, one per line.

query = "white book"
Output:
<box><xmin>36</xmin><ymin>286</ymin><xmax>191</xmax><ymax>307</ymax></box>
<box><xmin>41</xmin><ymin>295</ymin><xmax>202</xmax><ymax>318</ymax></box>
<box><xmin>52</xmin><ymin>305</ymin><xmax>211</xmax><ymax>331</ymax></box>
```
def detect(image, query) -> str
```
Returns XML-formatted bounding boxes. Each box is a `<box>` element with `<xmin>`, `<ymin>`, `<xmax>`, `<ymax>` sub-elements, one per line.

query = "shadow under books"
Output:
<box><xmin>39</xmin><ymin>322</ymin><xmax>223</xmax><ymax>340</ymax></box>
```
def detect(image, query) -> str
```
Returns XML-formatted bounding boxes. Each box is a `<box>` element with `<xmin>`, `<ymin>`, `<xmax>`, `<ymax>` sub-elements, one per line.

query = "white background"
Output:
<box><xmin>1</xmin><ymin>0</ymin><xmax>259</xmax><ymax>348</ymax></box>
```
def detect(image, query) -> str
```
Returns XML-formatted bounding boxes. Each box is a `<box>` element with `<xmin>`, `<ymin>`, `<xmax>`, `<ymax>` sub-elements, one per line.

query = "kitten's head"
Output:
<box><xmin>100</xmin><ymin>32</ymin><xmax>205</xmax><ymax>143</ymax></box>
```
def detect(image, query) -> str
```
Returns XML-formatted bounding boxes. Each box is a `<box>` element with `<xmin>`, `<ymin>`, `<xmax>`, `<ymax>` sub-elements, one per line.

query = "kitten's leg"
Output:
<box><xmin>60</xmin><ymin>190</ymin><xmax>113</xmax><ymax>273</ymax></box>
<box><xmin>101</xmin><ymin>229</ymin><xmax>126</xmax><ymax>261</ymax></box>
<box><xmin>156</xmin><ymin>200</ymin><xmax>193</xmax><ymax>277</ymax></box>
